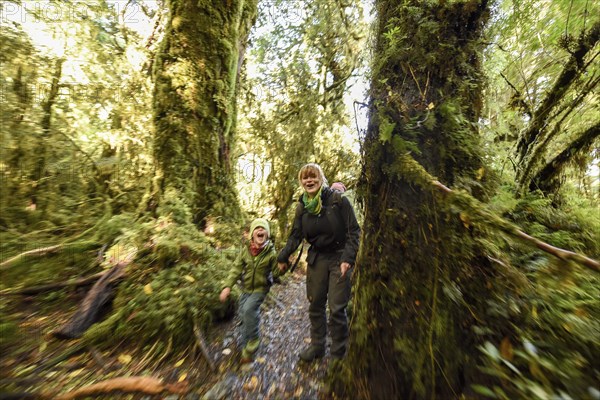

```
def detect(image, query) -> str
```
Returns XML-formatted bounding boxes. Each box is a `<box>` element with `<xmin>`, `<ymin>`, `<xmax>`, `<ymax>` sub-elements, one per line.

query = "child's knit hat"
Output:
<box><xmin>250</xmin><ymin>218</ymin><xmax>270</xmax><ymax>238</ymax></box>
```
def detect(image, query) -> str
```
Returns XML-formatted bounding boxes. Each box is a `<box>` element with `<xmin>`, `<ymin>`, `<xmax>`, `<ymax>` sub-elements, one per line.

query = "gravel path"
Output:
<box><xmin>204</xmin><ymin>272</ymin><xmax>333</xmax><ymax>400</ymax></box>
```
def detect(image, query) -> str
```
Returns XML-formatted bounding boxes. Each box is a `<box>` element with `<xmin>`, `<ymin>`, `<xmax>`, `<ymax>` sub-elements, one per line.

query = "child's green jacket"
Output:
<box><xmin>223</xmin><ymin>241</ymin><xmax>281</xmax><ymax>294</ymax></box>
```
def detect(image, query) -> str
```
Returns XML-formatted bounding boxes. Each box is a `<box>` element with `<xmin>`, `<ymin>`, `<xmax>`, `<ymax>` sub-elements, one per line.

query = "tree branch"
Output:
<box><xmin>0</xmin><ymin>241</ymin><xmax>99</xmax><ymax>271</ymax></box>
<box><xmin>532</xmin><ymin>121</ymin><xmax>600</xmax><ymax>193</ymax></box>
<box><xmin>516</xmin><ymin>20</ymin><xmax>600</xmax><ymax>166</ymax></box>
<box><xmin>517</xmin><ymin>73</ymin><xmax>600</xmax><ymax>191</ymax></box>
<box><xmin>398</xmin><ymin>154</ymin><xmax>600</xmax><ymax>272</ymax></box>
<box><xmin>193</xmin><ymin>322</ymin><xmax>217</xmax><ymax>372</ymax></box>
<box><xmin>500</xmin><ymin>71</ymin><xmax>532</xmax><ymax>117</ymax></box>
<box><xmin>0</xmin><ymin>245</ymin><xmax>62</xmax><ymax>270</ymax></box>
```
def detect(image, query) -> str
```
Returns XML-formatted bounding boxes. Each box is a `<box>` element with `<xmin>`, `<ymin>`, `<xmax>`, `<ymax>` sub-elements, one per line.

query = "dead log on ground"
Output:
<box><xmin>53</xmin><ymin>263</ymin><xmax>127</xmax><ymax>339</ymax></box>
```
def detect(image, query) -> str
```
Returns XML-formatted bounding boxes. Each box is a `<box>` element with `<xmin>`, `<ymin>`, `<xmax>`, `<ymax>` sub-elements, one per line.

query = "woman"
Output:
<box><xmin>277</xmin><ymin>163</ymin><xmax>360</xmax><ymax>361</ymax></box>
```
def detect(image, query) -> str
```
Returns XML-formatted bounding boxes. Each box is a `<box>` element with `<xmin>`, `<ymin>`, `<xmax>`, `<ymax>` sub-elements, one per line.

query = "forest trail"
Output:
<box><xmin>203</xmin><ymin>271</ymin><xmax>332</xmax><ymax>399</ymax></box>
<box><xmin>0</xmin><ymin>271</ymin><xmax>333</xmax><ymax>400</ymax></box>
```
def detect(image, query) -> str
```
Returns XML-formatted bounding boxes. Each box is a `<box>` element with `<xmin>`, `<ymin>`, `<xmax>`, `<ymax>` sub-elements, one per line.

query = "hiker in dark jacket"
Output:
<box><xmin>220</xmin><ymin>218</ymin><xmax>282</xmax><ymax>363</ymax></box>
<box><xmin>277</xmin><ymin>163</ymin><xmax>361</xmax><ymax>361</ymax></box>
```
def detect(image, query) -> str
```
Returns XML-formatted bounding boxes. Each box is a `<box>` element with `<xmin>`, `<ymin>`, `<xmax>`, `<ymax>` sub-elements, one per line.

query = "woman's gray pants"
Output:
<box><xmin>306</xmin><ymin>250</ymin><xmax>352</xmax><ymax>357</ymax></box>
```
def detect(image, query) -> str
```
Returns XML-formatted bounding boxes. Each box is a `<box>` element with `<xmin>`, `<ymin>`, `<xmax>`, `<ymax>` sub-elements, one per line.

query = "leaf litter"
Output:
<box><xmin>1</xmin><ymin>272</ymin><xmax>335</xmax><ymax>399</ymax></box>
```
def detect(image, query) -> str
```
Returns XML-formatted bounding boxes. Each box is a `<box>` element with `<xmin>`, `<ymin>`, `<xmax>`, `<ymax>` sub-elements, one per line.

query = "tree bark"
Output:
<box><xmin>338</xmin><ymin>1</ymin><xmax>511</xmax><ymax>398</ymax></box>
<box><xmin>150</xmin><ymin>0</ymin><xmax>257</xmax><ymax>225</ymax></box>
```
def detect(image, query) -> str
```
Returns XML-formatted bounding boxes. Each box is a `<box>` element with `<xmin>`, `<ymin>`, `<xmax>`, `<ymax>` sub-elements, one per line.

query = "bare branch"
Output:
<box><xmin>193</xmin><ymin>322</ymin><xmax>217</xmax><ymax>372</ymax></box>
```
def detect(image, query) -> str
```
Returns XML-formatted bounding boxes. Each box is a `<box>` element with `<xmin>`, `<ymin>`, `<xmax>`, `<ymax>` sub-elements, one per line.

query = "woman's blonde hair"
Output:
<box><xmin>298</xmin><ymin>163</ymin><xmax>328</xmax><ymax>187</ymax></box>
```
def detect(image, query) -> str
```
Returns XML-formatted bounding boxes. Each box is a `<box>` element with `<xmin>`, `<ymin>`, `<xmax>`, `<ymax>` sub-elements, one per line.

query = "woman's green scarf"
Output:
<box><xmin>302</xmin><ymin>187</ymin><xmax>323</xmax><ymax>215</ymax></box>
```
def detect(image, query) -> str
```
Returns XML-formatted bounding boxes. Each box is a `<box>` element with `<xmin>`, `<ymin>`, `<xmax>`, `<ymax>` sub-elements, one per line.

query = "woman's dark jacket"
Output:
<box><xmin>277</xmin><ymin>187</ymin><xmax>360</xmax><ymax>266</ymax></box>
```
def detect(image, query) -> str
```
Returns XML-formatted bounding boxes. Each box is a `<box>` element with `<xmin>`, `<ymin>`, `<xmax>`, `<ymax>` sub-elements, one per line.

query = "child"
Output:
<box><xmin>219</xmin><ymin>218</ymin><xmax>283</xmax><ymax>363</ymax></box>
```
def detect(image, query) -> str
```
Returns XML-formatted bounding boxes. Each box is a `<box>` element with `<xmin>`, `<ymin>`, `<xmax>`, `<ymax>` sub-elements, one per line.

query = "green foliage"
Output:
<box><xmin>476</xmin><ymin>269</ymin><xmax>599</xmax><ymax>399</ymax></box>
<box><xmin>482</xmin><ymin>0</ymin><xmax>599</xmax><ymax>196</ymax></box>
<box><xmin>0</xmin><ymin>1</ymin><xmax>156</xmax><ymax>227</ymax></box>
<box><xmin>92</xmin><ymin>213</ymin><xmax>139</xmax><ymax>244</ymax></box>
<box><xmin>378</xmin><ymin>116</ymin><xmax>395</xmax><ymax>143</ymax></box>
<box><xmin>156</xmin><ymin>188</ymin><xmax>195</xmax><ymax>226</ymax></box>
<box><xmin>236</xmin><ymin>0</ymin><xmax>366</xmax><ymax>227</ymax></box>
<box><xmin>0</xmin><ymin>301</ymin><xmax>19</xmax><ymax>350</ymax></box>
<box><xmin>504</xmin><ymin>193</ymin><xmax>599</xmax><ymax>257</ymax></box>
<box><xmin>81</xmin><ymin>213</ymin><xmax>242</xmax><ymax>352</ymax></box>
<box><xmin>468</xmin><ymin>186</ymin><xmax>600</xmax><ymax>398</ymax></box>
<box><xmin>84</xmin><ymin>240</ymin><xmax>238</xmax><ymax>350</ymax></box>
<box><xmin>0</xmin><ymin>242</ymin><xmax>100</xmax><ymax>292</ymax></box>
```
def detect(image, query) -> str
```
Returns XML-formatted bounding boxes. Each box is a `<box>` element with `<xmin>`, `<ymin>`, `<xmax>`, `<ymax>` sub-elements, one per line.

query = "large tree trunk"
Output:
<box><xmin>337</xmin><ymin>1</ymin><xmax>515</xmax><ymax>399</ymax></box>
<box><xmin>150</xmin><ymin>0</ymin><xmax>257</xmax><ymax>225</ymax></box>
<box><xmin>60</xmin><ymin>0</ymin><xmax>257</xmax><ymax>345</ymax></box>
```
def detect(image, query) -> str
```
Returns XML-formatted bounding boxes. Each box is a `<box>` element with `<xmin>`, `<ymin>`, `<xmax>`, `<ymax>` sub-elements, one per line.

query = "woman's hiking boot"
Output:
<box><xmin>299</xmin><ymin>345</ymin><xmax>325</xmax><ymax>362</ymax></box>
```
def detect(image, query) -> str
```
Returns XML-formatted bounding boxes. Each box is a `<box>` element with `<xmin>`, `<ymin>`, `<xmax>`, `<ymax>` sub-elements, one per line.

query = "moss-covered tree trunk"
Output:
<box><xmin>67</xmin><ymin>0</ymin><xmax>258</xmax><ymax>348</ymax></box>
<box><xmin>336</xmin><ymin>1</ymin><xmax>515</xmax><ymax>399</ymax></box>
<box><xmin>150</xmin><ymin>0</ymin><xmax>257</xmax><ymax>225</ymax></box>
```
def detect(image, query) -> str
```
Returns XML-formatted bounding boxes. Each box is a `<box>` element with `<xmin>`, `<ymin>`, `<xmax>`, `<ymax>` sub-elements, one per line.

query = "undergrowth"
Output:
<box><xmin>473</xmin><ymin>189</ymin><xmax>600</xmax><ymax>399</ymax></box>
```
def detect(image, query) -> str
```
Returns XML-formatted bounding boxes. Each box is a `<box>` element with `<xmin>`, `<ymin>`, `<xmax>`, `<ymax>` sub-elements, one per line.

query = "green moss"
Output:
<box><xmin>332</xmin><ymin>1</ymin><xmax>498</xmax><ymax>398</ymax></box>
<box><xmin>151</xmin><ymin>0</ymin><xmax>255</xmax><ymax>226</ymax></box>
<box><xmin>0</xmin><ymin>322</ymin><xmax>19</xmax><ymax>349</ymax></box>
<box><xmin>82</xmin><ymin>214</ymin><xmax>239</xmax><ymax>353</ymax></box>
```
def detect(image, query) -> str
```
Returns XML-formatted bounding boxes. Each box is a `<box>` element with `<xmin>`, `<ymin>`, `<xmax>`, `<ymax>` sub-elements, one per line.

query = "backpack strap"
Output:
<box><xmin>294</xmin><ymin>200</ymin><xmax>304</xmax><ymax>219</ymax></box>
<box><xmin>330</xmin><ymin>190</ymin><xmax>343</xmax><ymax>207</ymax></box>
